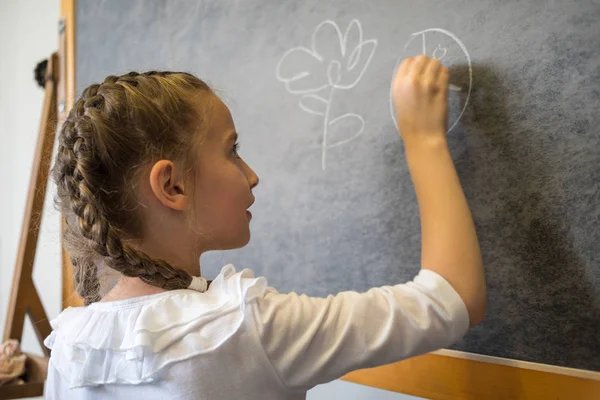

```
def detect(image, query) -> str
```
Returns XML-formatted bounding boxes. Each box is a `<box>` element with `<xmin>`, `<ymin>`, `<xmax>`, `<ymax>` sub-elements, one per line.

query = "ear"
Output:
<box><xmin>148</xmin><ymin>160</ymin><xmax>189</xmax><ymax>211</ymax></box>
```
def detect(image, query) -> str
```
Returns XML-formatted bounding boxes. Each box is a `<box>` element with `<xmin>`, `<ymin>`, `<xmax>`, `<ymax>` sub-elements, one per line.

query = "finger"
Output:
<box><xmin>423</xmin><ymin>58</ymin><xmax>442</xmax><ymax>81</ymax></box>
<box><xmin>438</xmin><ymin>66</ymin><xmax>450</xmax><ymax>100</ymax></box>
<box><xmin>398</xmin><ymin>57</ymin><xmax>414</xmax><ymax>76</ymax></box>
<box><xmin>437</xmin><ymin>66</ymin><xmax>450</xmax><ymax>86</ymax></box>
<box><xmin>410</xmin><ymin>54</ymin><xmax>429</xmax><ymax>75</ymax></box>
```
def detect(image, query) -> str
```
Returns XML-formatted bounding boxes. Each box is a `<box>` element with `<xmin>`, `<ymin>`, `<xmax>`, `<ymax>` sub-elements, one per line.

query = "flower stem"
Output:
<box><xmin>322</xmin><ymin>87</ymin><xmax>335</xmax><ymax>171</ymax></box>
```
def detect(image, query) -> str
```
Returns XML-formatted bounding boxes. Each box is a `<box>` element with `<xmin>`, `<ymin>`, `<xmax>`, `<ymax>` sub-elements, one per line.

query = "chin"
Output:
<box><xmin>235</xmin><ymin>233</ymin><xmax>251</xmax><ymax>248</ymax></box>
<box><xmin>221</xmin><ymin>230</ymin><xmax>251</xmax><ymax>250</ymax></box>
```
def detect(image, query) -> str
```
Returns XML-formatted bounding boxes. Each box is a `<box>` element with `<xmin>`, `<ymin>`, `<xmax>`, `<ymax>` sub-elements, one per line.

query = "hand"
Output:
<box><xmin>392</xmin><ymin>55</ymin><xmax>449</xmax><ymax>147</ymax></box>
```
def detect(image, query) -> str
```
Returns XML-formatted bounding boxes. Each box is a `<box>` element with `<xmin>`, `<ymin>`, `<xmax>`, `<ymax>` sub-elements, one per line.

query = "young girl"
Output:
<box><xmin>44</xmin><ymin>55</ymin><xmax>486</xmax><ymax>399</ymax></box>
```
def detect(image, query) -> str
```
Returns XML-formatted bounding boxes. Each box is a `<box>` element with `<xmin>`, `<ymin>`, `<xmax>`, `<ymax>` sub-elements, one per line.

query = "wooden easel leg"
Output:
<box><xmin>2</xmin><ymin>54</ymin><xmax>58</xmax><ymax>358</ymax></box>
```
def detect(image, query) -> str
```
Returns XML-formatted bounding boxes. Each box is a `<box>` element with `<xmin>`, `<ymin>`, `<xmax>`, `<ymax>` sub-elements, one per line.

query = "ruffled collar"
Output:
<box><xmin>44</xmin><ymin>264</ymin><xmax>269</xmax><ymax>388</ymax></box>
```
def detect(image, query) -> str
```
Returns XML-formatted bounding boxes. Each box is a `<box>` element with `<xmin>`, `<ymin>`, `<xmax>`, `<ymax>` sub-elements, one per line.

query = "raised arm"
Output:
<box><xmin>392</xmin><ymin>54</ymin><xmax>487</xmax><ymax>326</ymax></box>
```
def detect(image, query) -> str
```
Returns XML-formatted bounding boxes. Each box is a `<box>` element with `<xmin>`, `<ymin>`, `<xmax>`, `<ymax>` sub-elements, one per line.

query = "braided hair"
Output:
<box><xmin>53</xmin><ymin>71</ymin><xmax>211</xmax><ymax>305</ymax></box>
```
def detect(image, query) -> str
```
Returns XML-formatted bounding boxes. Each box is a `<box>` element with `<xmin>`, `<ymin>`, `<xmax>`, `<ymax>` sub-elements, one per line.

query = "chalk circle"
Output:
<box><xmin>390</xmin><ymin>28</ymin><xmax>473</xmax><ymax>135</ymax></box>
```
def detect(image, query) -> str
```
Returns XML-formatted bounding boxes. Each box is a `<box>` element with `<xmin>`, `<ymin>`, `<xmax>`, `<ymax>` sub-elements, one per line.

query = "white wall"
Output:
<box><xmin>0</xmin><ymin>2</ymin><xmax>422</xmax><ymax>399</ymax></box>
<box><xmin>309</xmin><ymin>380</ymin><xmax>423</xmax><ymax>399</ymax></box>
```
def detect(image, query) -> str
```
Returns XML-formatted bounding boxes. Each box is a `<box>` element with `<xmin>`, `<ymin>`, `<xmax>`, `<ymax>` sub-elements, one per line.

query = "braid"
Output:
<box><xmin>56</xmin><ymin>87</ymin><xmax>106</xmax><ymax>305</ymax></box>
<box><xmin>73</xmin><ymin>258</ymin><xmax>101</xmax><ymax>305</ymax></box>
<box><xmin>54</xmin><ymin>71</ymin><xmax>210</xmax><ymax>304</ymax></box>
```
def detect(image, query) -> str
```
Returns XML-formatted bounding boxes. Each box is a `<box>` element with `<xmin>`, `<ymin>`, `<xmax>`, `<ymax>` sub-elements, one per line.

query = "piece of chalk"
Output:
<box><xmin>449</xmin><ymin>84</ymin><xmax>462</xmax><ymax>92</ymax></box>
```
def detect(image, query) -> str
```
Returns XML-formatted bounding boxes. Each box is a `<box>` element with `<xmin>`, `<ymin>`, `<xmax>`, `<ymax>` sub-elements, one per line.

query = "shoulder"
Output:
<box><xmin>44</xmin><ymin>264</ymin><xmax>270</xmax><ymax>389</ymax></box>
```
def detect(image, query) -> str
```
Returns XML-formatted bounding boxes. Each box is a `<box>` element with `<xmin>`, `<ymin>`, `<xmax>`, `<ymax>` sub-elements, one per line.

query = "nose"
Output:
<box><xmin>241</xmin><ymin>158</ymin><xmax>259</xmax><ymax>189</ymax></box>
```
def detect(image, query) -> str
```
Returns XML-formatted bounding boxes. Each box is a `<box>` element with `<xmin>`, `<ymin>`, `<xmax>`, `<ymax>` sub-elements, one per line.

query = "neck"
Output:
<box><xmin>97</xmin><ymin>235</ymin><xmax>204</xmax><ymax>303</ymax></box>
<box><xmin>127</xmin><ymin>230</ymin><xmax>203</xmax><ymax>277</ymax></box>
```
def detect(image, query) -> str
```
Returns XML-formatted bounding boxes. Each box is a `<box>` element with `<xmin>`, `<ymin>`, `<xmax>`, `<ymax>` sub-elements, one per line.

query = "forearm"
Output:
<box><xmin>405</xmin><ymin>136</ymin><xmax>486</xmax><ymax>326</ymax></box>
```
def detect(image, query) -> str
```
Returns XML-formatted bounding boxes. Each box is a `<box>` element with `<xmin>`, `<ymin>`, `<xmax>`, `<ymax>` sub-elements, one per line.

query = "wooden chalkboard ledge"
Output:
<box><xmin>342</xmin><ymin>349</ymin><xmax>600</xmax><ymax>400</ymax></box>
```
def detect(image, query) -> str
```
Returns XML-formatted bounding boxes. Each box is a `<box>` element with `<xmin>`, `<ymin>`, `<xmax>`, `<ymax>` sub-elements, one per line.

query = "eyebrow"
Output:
<box><xmin>225</xmin><ymin>131</ymin><xmax>238</xmax><ymax>143</ymax></box>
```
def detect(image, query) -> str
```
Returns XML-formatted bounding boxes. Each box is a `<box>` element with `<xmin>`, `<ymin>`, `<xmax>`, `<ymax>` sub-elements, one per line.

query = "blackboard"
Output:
<box><xmin>76</xmin><ymin>0</ymin><xmax>600</xmax><ymax>372</ymax></box>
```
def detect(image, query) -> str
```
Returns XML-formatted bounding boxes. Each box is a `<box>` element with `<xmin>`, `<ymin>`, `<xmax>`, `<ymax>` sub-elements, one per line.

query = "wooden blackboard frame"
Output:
<box><xmin>60</xmin><ymin>0</ymin><xmax>600</xmax><ymax>397</ymax></box>
<box><xmin>343</xmin><ymin>349</ymin><xmax>600</xmax><ymax>399</ymax></box>
<box><xmin>60</xmin><ymin>0</ymin><xmax>82</xmax><ymax>310</ymax></box>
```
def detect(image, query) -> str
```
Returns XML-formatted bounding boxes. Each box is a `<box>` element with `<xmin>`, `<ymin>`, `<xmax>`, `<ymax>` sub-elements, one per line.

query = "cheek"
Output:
<box><xmin>193</xmin><ymin>165</ymin><xmax>247</xmax><ymax>226</ymax></box>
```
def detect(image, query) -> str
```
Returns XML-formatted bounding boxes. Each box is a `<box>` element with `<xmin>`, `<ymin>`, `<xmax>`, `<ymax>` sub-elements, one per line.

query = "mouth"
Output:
<box><xmin>247</xmin><ymin>198</ymin><xmax>255</xmax><ymax>220</ymax></box>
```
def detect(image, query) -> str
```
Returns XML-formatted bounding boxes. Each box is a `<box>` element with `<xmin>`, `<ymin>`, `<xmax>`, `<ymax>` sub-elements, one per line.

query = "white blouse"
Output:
<box><xmin>44</xmin><ymin>264</ymin><xmax>469</xmax><ymax>399</ymax></box>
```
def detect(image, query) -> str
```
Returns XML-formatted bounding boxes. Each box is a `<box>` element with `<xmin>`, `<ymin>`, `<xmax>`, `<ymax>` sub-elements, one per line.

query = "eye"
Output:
<box><xmin>232</xmin><ymin>141</ymin><xmax>240</xmax><ymax>157</ymax></box>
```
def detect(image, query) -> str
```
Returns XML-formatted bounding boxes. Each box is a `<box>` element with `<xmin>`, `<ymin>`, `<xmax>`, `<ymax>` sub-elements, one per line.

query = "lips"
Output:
<box><xmin>246</xmin><ymin>197</ymin><xmax>255</xmax><ymax>220</ymax></box>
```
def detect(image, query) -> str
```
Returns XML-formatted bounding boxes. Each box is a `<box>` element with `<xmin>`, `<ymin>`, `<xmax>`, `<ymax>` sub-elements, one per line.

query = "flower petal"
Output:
<box><xmin>311</xmin><ymin>20</ymin><xmax>344</xmax><ymax>62</ymax></box>
<box><xmin>343</xmin><ymin>19</ymin><xmax>363</xmax><ymax>63</ymax></box>
<box><xmin>347</xmin><ymin>44</ymin><xmax>362</xmax><ymax>73</ymax></box>
<box><xmin>333</xmin><ymin>39</ymin><xmax>377</xmax><ymax>90</ymax></box>
<box><xmin>276</xmin><ymin>47</ymin><xmax>329</xmax><ymax>94</ymax></box>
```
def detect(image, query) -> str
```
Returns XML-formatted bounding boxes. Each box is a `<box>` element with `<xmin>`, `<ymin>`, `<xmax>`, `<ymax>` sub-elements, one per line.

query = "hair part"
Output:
<box><xmin>53</xmin><ymin>71</ymin><xmax>212</xmax><ymax>305</ymax></box>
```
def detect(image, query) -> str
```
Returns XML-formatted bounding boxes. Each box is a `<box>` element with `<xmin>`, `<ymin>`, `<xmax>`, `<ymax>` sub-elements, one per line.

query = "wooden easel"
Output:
<box><xmin>0</xmin><ymin>54</ymin><xmax>59</xmax><ymax>400</ymax></box>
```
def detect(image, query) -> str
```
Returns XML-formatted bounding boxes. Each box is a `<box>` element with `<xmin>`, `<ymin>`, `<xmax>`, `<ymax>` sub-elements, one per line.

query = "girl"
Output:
<box><xmin>44</xmin><ymin>55</ymin><xmax>486</xmax><ymax>399</ymax></box>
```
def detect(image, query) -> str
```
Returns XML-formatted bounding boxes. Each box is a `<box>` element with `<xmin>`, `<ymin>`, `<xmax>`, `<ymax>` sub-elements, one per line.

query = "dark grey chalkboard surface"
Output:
<box><xmin>77</xmin><ymin>0</ymin><xmax>600</xmax><ymax>371</ymax></box>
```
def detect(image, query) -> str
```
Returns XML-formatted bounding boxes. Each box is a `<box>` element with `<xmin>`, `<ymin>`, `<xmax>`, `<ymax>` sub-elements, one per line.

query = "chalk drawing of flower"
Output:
<box><xmin>276</xmin><ymin>19</ymin><xmax>378</xmax><ymax>170</ymax></box>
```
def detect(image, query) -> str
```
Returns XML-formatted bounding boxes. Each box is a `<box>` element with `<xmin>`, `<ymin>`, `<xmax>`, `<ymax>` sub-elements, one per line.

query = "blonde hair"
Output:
<box><xmin>53</xmin><ymin>71</ymin><xmax>211</xmax><ymax>305</ymax></box>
